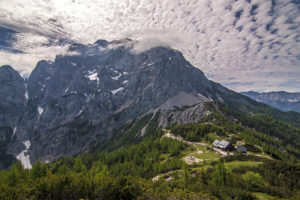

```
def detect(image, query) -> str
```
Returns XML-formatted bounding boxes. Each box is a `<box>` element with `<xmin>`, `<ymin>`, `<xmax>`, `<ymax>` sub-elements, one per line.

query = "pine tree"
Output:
<box><xmin>31</xmin><ymin>159</ymin><xmax>47</xmax><ymax>179</ymax></box>
<box><xmin>212</xmin><ymin>160</ymin><xmax>227</xmax><ymax>186</ymax></box>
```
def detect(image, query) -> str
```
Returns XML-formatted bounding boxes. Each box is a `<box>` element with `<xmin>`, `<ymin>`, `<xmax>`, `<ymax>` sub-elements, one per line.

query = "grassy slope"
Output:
<box><xmin>1</xmin><ymin>92</ymin><xmax>300</xmax><ymax>199</ymax></box>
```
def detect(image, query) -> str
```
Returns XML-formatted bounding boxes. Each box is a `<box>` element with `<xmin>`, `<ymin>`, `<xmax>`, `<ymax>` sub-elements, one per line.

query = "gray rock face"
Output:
<box><xmin>0</xmin><ymin>65</ymin><xmax>25</xmax><ymax>128</ymax></box>
<box><xmin>1</xmin><ymin>39</ymin><xmax>244</xmax><ymax>166</ymax></box>
<box><xmin>3</xmin><ymin>39</ymin><xmax>298</xmax><ymax>167</ymax></box>
<box><xmin>7</xmin><ymin>40</ymin><xmax>218</xmax><ymax>163</ymax></box>
<box><xmin>159</xmin><ymin>102</ymin><xmax>212</xmax><ymax>127</ymax></box>
<box><xmin>0</xmin><ymin>65</ymin><xmax>25</xmax><ymax>168</ymax></box>
<box><xmin>241</xmin><ymin>91</ymin><xmax>300</xmax><ymax>113</ymax></box>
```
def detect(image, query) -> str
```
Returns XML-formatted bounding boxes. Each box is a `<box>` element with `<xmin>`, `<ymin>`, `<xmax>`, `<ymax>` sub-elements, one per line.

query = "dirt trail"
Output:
<box><xmin>163</xmin><ymin>132</ymin><xmax>208</xmax><ymax>146</ymax></box>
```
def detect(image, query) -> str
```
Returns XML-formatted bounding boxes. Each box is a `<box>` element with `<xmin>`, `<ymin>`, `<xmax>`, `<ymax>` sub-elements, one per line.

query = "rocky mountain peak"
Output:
<box><xmin>0</xmin><ymin>65</ymin><xmax>22</xmax><ymax>82</ymax></box>
<box><xmin>0</xmin><ymin>65</ymin><xmax>25</xmax><ymax>127</ymax></box>
<box><xmin>0</xmin><ymin>39</ymin><xmax>222</xmax><ymax>167</ymax></box>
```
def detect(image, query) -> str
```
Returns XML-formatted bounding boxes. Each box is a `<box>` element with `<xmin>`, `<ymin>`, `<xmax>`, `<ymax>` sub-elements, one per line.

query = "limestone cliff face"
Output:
<box><xmin>0</xmin><ymin>65</ymin><xmax>25</xmax><ymax>128</ymax></box>
<box><xmin>1</xmin><ymin>40</ymin><xmax>218</xmax><ymax>164</ymax></box>
<box><xmin>2</xmin><ymin>39</ymin><xmax>275</xmax><ymax>167</ymax></box>
<box><xmin>0</xmin><ymin>65</ymin><xmax>25</xmax><ymax>168</ymax></box>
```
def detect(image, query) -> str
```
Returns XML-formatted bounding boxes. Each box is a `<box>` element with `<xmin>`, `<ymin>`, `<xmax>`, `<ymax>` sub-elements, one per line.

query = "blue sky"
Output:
<box><xmin>0</xmin><ymin>0</ymin><xmax>299</xmax><ymax>92</ymax></box>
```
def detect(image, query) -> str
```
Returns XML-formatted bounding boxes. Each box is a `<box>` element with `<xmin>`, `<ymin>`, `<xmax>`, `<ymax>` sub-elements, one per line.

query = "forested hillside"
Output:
<box><xmin>1</xmin><ymin>102</ymin><xmax>300</xmax><ymax>200</ymax></box>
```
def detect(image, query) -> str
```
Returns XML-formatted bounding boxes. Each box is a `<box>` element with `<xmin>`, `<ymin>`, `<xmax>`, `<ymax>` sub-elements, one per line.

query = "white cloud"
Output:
<box><xmin>0</xmin><ymin>33</ymin><xmax>75</xmax><ymax>76</ymax></box>
<box><xmin>0</xmin><ymin>0</ymin><xmax>299</xmax><ymax>92</ymax></box>
<box><xmin>126</xmin><ymin>30</ymin><xmax>182</xmax><ymax>53</ymax></box>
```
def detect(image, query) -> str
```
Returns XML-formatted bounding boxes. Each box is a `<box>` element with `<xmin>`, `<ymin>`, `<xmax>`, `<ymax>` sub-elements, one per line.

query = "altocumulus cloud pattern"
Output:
<box><xmin>0</xmin><ymin>0</ymin><xmax>299</xmax><ymax>92</ymax></box>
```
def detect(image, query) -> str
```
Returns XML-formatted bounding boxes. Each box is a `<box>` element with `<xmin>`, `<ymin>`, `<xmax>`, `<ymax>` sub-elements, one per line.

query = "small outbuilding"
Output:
<box><xmin>236</xmin><ymin>145</ymin><xmax>247</xmax><ymax>153</ymax></box>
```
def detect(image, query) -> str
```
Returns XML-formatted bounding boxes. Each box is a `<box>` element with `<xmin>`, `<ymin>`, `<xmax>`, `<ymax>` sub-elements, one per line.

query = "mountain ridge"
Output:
<box><xmin>1</xmin><ymin>39</ymin><xmax>300</xmax><ymax>169</ymax></box>
<box><xmin>1</xmin><ymin>40</ymin><xmax>218</xmax><ymax>167</ymax></box>
<box><xmin>241</xmin><ymin>91</ymin><xmax>300</xmax><ymax>113</ymax></box>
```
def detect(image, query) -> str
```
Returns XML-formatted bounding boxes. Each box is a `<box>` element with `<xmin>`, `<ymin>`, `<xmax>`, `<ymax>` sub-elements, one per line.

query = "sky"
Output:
<box><xmin>0</xmin><ymin>0</ymin><xmax>299</xmax><ymax>92</ymax></box>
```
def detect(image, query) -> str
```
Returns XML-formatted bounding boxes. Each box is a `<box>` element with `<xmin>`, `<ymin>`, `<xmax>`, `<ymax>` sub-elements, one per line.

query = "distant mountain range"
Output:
<box><xmin>1</xmin><ymin>39</ymin><xmax>300</xmax><ymax>169</ymax></box>
<box><xmin>241</xmin><ymin>91</ymin><xmax>300</xmax><ymax>113</ymax></box>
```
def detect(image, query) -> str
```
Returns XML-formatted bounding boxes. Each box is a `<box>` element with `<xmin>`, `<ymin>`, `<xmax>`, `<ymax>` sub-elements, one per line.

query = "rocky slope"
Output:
<box><xmin>1</xmin><ymin>39</ymin><xmax>219</xmax><ymax>166</ymax></box>
<box><xmin>0</xmin><ymin>65</ymin><xmax>25</xmax><ymax>168</ymax></box>
<box><xmin>241</xmin><ymin>91</ymin><xmax>300</xmax><ymax>113</ymax></box>
<box><xmin>1</xmin><ymin>39</ymin><xmax>300</xmax><ymax>169</ymax></box>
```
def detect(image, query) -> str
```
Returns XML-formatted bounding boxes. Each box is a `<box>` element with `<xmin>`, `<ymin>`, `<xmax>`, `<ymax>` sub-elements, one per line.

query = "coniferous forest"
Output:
<box><xmin>1</xmin><ymin>0</ymin><xmax>300</xmax><ymax>199</ymax></box>
<box><xmin>1</xmin><ymin>103</ymin><xmax>300</xmax><ymax>200</ymax></box>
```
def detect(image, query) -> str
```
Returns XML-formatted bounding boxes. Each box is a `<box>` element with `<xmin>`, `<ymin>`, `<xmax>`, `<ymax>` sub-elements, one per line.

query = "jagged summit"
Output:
<box><xmin>0</xmin><ymin>64</ymin><xmax>14</xmax><ymax>70</ymax></box>
<box><xmin>68</xmin><ymin>38</ymin><xmax>134</xmax><ymax>53</ymax></box>
<box><xmin>1</xmin><ymin>39</ymin><xmax>216</xmax><ymax>166</ymax></box>
<box><xmin>1</xmin><ymin>39</ymin><xmax>299</xmax><ymax>169</ymax></box>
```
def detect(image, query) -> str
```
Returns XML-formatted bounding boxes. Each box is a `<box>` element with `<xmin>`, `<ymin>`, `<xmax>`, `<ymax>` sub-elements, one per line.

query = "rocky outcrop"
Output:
<box><xmin>159</xmin><ymin>102</ymin><xmax>211</xmax><ymax>127</ymax></box>
<box><xmin>0</xmin><ymin>65</ymin><xmax>25</xmax><ymax>168</ymax></box>
<box><xmin>3</xmin><ymin>39</ymin><xmax>296</xmax><ymax>168</ymax></box>
<box><xmin>0</xmin><ymin>65</ymin><xmax>25</xmax><ymax>128</ymax></box>
<box><xmin>4</xmin><ymin>40</ymin><xmax>218</xmax><ymax>164</ymax></box>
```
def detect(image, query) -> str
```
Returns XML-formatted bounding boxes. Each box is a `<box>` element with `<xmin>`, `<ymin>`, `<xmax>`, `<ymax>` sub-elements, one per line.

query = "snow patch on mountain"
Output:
<box><xmin>16</xmin><ymin>140</ymin><xmax>32</xmax><ymax>169</ymax></box>
<box><xmin>287</xmin><ymin>99</ymin><xmax>298</xmax><ymax>103</ymax></box>
<box><xmin>78</xmin><ymin>109</ymin><xmax>83</xmax><ymax>116</ymax></box>
<box><xmin>147</xmin><ymin>62</ymin><xmax>154</xmax><ymax>66</ymax></box>
<box><xmin>112</xmin><ymin>73</ymin><xmax>121</xmax><ymax>80</ymax></box>
<box><xmin>13</xmin><ymin>127</ymin><xmax>17</xmax><ymax>138</ymax></box>
<box><xmin>110</xmin><ymin>68</ymin><xmax>119</xmax><ymax>74</ymax></box>
<box><xmin>71</xmin><ymin>62</ymin><xmax>77</xmax><ymax>66</ymax></box>
<box><xmin>24</xmin><ymin>83</ymin><xmax>28</xmax><ymax>100</ymax></box>
<box><xmin>37</xmin><ymin>106</ymin><xmax>44</xmax><ymax>116</ymax></box>
<box><xmin>111</xmin><ymin>87</ymin><xmax>124</xmax><ymax>95</ymax></box>
<box><xmin>86</xmin><ymin>70</ymin><xmax>100</xmax><ymax>84</ymax></box>
<box><xmin>39</xmin><ymin>82</ymin><xmax>46</xmax><ymax>91</ymax></box>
